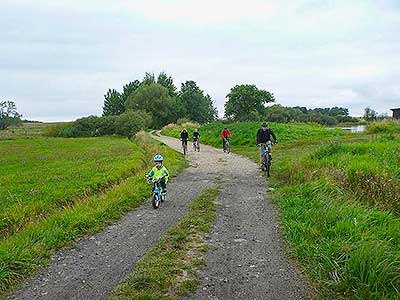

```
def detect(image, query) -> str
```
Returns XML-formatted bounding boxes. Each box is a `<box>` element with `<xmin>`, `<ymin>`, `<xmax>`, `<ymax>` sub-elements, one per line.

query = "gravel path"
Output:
<box><xmin>7</xmin><ymin>135</ymin><xmax>308</xmax><ymax>300</ymax></box>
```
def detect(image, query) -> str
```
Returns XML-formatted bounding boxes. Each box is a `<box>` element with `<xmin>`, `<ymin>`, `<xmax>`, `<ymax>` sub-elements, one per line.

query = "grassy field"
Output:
<box><xmin>0</xmin><ymin>131</ymin><xmax>186</xmax><ymax>294</ymax></box>
<box><xmin>0</xmin><ymin>137</ymin><xmax>144</xmax><ymax>237</ymax></box>
<box><xmin>162</xmin><ymin>121</ymin><xmax>400</xmax><ymax>299</ymax></box>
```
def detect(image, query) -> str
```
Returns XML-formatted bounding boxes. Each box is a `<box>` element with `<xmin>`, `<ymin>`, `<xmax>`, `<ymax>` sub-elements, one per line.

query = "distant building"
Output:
<box><xmin>391</xmin><ymin>108</ymin><xmax>400</xmax><ymax>120</ymax></box>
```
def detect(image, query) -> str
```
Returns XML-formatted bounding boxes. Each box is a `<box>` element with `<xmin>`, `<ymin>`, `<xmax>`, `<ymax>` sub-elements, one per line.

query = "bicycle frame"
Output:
<box><xmin>147</xmin><ymin>176</ymin><xmax>165</xmax><ymax>208</ymax></box>
<box><xmin>260</xmin><ymin>141</ymin><xmax>273</xmax><ymax>176</ymax></box>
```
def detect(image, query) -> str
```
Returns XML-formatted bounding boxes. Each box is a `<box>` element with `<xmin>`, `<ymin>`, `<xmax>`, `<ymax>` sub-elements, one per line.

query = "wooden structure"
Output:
<box><xmin>391</xmin><ymin>108</ymin><xmax>400</xmax><ymax>120</ymax></box>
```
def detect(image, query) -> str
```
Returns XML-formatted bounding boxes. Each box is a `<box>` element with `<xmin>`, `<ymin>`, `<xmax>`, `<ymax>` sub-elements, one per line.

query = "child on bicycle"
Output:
<box><xmin>147</xmin><ymin>154</ymin><xmax>169</xmax><ymax>193</ymax></box>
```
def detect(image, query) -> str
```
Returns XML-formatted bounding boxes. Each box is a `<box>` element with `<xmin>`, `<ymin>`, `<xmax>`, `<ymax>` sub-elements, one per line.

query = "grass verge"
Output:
<box><xmin>112</xmin><ymin>188</ymin><xmax>220</xmax><ymax>300</ymax></box>
<box><xmin>0</xmin><ymin>132</ymin><xmax>187</xmax><ymax>296</ymax></box>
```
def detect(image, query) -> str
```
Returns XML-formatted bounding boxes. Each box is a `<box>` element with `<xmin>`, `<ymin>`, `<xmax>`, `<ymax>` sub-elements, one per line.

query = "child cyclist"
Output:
<box><xmin>146</xmin><ymin>154</ymin><xmax>169</xmax><ymax>193</ymax></box>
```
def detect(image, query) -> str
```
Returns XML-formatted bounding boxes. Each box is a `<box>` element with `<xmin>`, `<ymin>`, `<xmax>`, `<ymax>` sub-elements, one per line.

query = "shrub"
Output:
<box><xmin>45</xmin><ymin>110</ymin><xmax>152</xmax><ymax>138</ymax></box>
<box><xmin>43</xmin><ymin>122</ymin><xmax>75</xmax><ymax>137</ymax></box>
<box><xmin>367</xmin><ymin>120</ymin><xmax>400</xmax><ymax>134</ymax></box>
<box><xmin>114</xmin><ymin>110</ymin><xmax>152</xmax><ymax>137</ymax></box>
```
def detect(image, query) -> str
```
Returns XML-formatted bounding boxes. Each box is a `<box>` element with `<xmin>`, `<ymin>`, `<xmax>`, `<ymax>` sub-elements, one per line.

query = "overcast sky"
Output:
<box><xmin>1</xmin><ymin>0</ymin><xmax>399</xmax><ymax>121</ymax></box>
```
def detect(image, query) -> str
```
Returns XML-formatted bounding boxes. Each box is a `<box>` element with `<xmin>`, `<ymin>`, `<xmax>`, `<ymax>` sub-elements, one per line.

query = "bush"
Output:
<box><xmin>43</xmin><ymin>122</ymin><xmax>75</xmax><ymax>137</ymax></box>
<box><xmin>45</xmin><ymin>111</ymin><xmax>152</xmax><ymax>138</ymax></box>
<box><xmin>114</xmin><ymin>110</ymin><xmax>152</xmax><ymax>137</ymax></box>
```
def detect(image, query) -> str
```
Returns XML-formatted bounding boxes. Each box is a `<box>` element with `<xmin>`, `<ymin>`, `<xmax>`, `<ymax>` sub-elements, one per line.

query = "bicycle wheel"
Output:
<box><xmin>182</xmin><ymin>143</ymin><xmax>187</xmax><ymax>155</ymax></box>
<box><xmin>266</xmin><ymin>156</ymin><xmax>271</xmax><ymax>177</ymax></box>
<box><xmin>151</xmin><ymin>194</ymin><xmax>160</xmax><ymax>209</ymax></box>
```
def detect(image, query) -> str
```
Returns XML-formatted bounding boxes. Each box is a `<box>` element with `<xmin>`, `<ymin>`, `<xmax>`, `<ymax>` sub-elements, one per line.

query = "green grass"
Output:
<box><xmin>367</xmin><ymin>120</ymin><xmax>400</xmax><ymax>134</ymax></box>
<box><xmin>162</xmin><ymin>121</ymin><xmax>400</xmax><ymax>299</ymax></box>
<box><xmin>0</xmin><ymin>136</ymin><xmax>144</xmax><ymax>237</ymax></box>
<box><xmin>161</xmin><ymin>121</ymin><xmax>348</xmax><ymax>148</ymax></box>
<box><xmin>112</xmin><ymin>188</ymin><xmax>220</xmax><ymax>300</ymax></box>
<box><xmin>0</xmin><ymin>132</ymin><xmax>187</xmax><ymax>295</ymax></box>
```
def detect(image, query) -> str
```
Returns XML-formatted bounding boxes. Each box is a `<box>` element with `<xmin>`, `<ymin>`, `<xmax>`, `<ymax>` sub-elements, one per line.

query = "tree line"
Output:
<box><xmin>2</xmin><ymin>76</ymin><xmax>391</xmax><ymax>136</ymax></box>
<box><xmin>46</xmin><ymin>72</ymin><xmax>218</xmax><ymax>137</ymax></box>
<box><xmin>223</xmin><ymin>84</ymin><xmax>359</xmax><ymax>125</ymax></box>
<box><xmin>103</xmin><ymin>72</ymin><xmax>218</xmax><ymax>127</ymax></box>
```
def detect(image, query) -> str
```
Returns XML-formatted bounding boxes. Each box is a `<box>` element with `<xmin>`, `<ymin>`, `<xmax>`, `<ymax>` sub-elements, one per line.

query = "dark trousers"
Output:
<box><xmin>222</xmin><ymin>138</ymin><xmax>229</xmax><ymax>148</ymax></box>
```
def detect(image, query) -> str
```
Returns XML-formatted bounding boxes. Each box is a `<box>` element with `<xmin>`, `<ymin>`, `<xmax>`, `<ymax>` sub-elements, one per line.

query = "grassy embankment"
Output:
<box><xmin>161</xmin><ymin>120</ymin><xmax>400</xmax><ymax>299</ymax></box>
<box><xmin>0</xmin><ymin>127</ymin><xmax>187</xmax><ymax>295</ymax></box>
<box><xmin>113</xmin><ymin>187</ymin><xmax>220</xmax><ymax>300</ymax></box>
<box><xmin>0</xmin><ymin>122</ymin><xmax>50</xmax><ymax>140</ymax></box>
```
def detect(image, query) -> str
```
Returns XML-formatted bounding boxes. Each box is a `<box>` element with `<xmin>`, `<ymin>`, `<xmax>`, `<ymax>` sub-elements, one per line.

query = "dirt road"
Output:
<box><xmin>7</xmin><ymin>135</ymin><xmax>308</xmax><ymax>300</ymax></box>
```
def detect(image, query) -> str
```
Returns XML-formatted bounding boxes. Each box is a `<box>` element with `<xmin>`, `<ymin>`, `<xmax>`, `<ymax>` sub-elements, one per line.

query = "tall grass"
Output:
<box><xmin>273</xmin><ymin>135</ymin><xmax>400</xmax><ymax>299</ymax></box>
<box><xmin>367</xmin><ymin>119</ymin><xmax>400</xmax><ymax>134</ymax></box>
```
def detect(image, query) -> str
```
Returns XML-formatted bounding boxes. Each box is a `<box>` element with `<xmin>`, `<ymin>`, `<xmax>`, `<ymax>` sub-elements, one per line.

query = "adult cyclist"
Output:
<box><xmin>221</xmin><ymin>127</ymin><xmax>231</xmax><ymax>151</ymax></box>
<box><xmin>192</xmin><ymin>128</ymin><xmax>201</xmax><ymax>151</ymax></box>
<box><xmin>180</xmin><ymin>128</ymin><xmax>189</xmax><ymax>152</ymax></box>
<box><xmin>256</xmin><ymin>122</ymin><xmax>278</xmax><ymax>167</ymax></box>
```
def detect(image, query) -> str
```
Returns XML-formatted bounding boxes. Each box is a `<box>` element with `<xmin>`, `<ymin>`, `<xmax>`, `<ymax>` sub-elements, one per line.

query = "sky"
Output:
<box><xmin>1</xmin><ymin>0</ymin><xmax>399</xmax><ymax>121</ymax></box>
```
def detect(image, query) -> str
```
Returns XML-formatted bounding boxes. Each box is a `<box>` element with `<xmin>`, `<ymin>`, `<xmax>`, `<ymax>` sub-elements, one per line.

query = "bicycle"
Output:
<box><xmin>146</xmin><ymin>175</ymin><xmax>166</xmax><ymax>209</ymax></box>
<box><xmin>259</xmin><ymin>141</ymin><xmax>273</xmax><ymax>177</ymax></box>
<box><xmin>223</xmin><ymin>137</ymin><xmax>230</xmax><ymax>153</ymax></box>
<box><xmin>193</xmin><ymin>139</ymin><xmax>200</xmax><ymax>152</ymax></box>
<box><xmin>181</xmin><ymin>139</ymin><xmax>188</xmax><ymax>155</ymax></box>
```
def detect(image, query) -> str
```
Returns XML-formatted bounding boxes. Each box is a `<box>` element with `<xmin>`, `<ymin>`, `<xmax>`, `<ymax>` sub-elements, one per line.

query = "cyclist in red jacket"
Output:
<box><xmin>221</xmin><ymin>127</ymin><xmax>231</xmax><ymax>151</ymax></box>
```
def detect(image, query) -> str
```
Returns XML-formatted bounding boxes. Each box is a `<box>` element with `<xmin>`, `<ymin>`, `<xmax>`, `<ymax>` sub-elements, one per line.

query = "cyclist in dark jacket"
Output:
<box><xmin>192</xmin><ymin>129</ymin><xmax>200</xmax><ymax>141</ymax></box>
<box><xmin>256</xmin><ymin>122</ymin><xmax>278</xmax><ymax>166</ymax></box>
<box><xmin>180</xmin><ymin>128</ymin><xmax>189</xmax><ymax>147</ymax></box>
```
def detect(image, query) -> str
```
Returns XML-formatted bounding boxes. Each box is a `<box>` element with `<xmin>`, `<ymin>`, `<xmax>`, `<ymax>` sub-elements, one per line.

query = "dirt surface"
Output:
<box><xmin>7</xmin><ymin>135</ymin><xmax>308</xmax><ymax>300</ymax></box>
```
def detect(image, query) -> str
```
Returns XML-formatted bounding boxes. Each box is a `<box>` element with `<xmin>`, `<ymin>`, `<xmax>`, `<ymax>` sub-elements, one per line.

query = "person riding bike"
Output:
<box><xmin>256</xmin><ymin>122</ymin><xmax>278</xmax><ymax>167</ymax></box>
<box><xmin>221</xmin><ymin>127</ymin><xmax>231</xmax><ymax>151</ymax></box>
<box><xmin>180</xmin><ymin>128</ymin><xmax>189</xmax><ymax>149</ymax></box>
<box><xmin>192</xmin><ymin>128</ymin><xmax>201</xmax><ymax>150</ymax></box>
<box><xmin>192</xmin><ymin>128</ymin><xmax>200</xmax><ymax>142</ymax></box>
<box><xmin>146</xmin><ymin>154</ymin><xmax>169</xmax><ymax>193</ymax></box>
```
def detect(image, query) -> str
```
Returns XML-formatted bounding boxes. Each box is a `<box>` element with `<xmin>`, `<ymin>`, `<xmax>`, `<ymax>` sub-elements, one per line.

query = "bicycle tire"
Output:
<box><xmin>266</xmin><ymin>157</ymin><xmax>271</xmax><ymax>177</ymax></box>
<box><xmin>152</xmin><ymin>194</ymin><xmax>160</xmax><ymax>209</ymax></box>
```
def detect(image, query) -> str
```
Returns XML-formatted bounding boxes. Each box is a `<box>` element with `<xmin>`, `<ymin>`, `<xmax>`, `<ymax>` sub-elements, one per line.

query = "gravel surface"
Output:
<box><xmin>6</xmin><ymin>135</ymin><xmax>308</xmax><ymax>300</ymax></box>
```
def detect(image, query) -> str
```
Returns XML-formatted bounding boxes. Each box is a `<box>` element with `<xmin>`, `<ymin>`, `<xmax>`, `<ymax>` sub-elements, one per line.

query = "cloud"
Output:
<box><xmin>0</xmin><ymin>0</ymin><xmax>399</xmax><ymax>120</ymax></box>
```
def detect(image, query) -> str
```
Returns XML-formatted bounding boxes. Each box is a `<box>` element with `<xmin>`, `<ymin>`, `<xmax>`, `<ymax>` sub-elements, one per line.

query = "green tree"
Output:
<box><xmin>178</xmin><ymin>81</ymin><xmax>217</xmax><ymax>123</ymax></box>
<box><xmin>142</xmin><ymin>72</ymin><xmax>156</xmax><ymax>85</ymax></box>
<box><xmin>157</xmin><ymin>72</ymin><xmax>177</xmax><ymax>97</ymax></box>
<box><xmin>224</xmin><ymin>84</ymin><xmax>275</xmax><ymax>121</ymax></box>
<box><xmin>121</xmin><ymin>80</ymin><xmax>141</xmax><ymax>106</ymax></box>
<box><xmin>364</xmin><ymin>107</ymin><xmax>377</xmax><ymax>121</ymax></box>
<box><xmin>0</xmin><ymin>100</ymin><xmax>22</xmax><ymax>130</ymax></box>
<box><xmin>125</xmin><ymin>83</ymin><xmax>177</xmax><ymax>128</ymax></box>
<box><xmin>102</xmin><ymin>89</ymin><xmax>124</xmax><ymax>116</ymax></box>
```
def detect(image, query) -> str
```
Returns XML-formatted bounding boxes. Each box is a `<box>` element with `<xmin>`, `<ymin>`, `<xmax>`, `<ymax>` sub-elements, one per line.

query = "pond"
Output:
<box><xmin>337</xmin><ymin>125</ymin><xmax>367</xmax><ymax>133</ymax></box>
